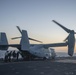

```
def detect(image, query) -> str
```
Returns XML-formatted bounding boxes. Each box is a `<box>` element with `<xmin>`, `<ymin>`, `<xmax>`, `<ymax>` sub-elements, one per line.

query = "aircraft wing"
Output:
<box><xmin>0</xmin><ymin>44</ymin><xmax>21</xmax><ymax>50</ymax></box>
<box><xmin>43</xmin><ymin>42</ymin><xmax>68</xmax><ymax>48</ymax></box>
<box><xmin>0</xmin><ymin>42</ymin><xmax>68</xmax><ymax>50</ymax></box>
<box><xmin>8</xmin><ymin>44</ymin><xmax>21</xmax><ymax>48</ymax></box>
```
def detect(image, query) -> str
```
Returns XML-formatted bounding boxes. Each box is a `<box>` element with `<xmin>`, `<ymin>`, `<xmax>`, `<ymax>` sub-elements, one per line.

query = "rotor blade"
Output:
<box><xmin>16</xmin><ymin>26</ymin><xmax>42</xmax><ymax>43</ymax></box>
<box><xmin>12</xmin><ymin>36</ymin><xmax>42</xmax><ymax>43</ymax></box>
<box><xmin>16</xmin><ymin>26</ymin><xmax>22</xmax><ymax>34</ymax></box>
<box><xmin>64</xmin><ymin>35</ymin><xmax>69</xmax><ymax>41</ymax></box>
<box><xmin>52</xmin><ymin>20</ymin><xmax>71</xmax><ymax>33</ymax></box>
<box><xmin>29</xmin><ymin>38</ymin><xmax>43</xmax><ymax>43</ymax></box>
<box><xmin>11</xmin><ymin>37</ymin><xmax>21</xmax><ymax>39</ymax></box>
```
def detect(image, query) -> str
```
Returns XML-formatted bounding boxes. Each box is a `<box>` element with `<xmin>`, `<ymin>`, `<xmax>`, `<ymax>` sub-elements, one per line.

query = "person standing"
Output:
<box><xmin>4</xmin><ymin>51</ymin><xmax>9</xmax><ymax>62</ymax></box>
<box><xmin>16</xmin><ymin>51</ymin><xmax>20</xmax><ymax>61</ymax></box>
<box><xmin>8</xmin><ymin>51</ymin><xmax>12</xmax><ymax>62</ymax></box>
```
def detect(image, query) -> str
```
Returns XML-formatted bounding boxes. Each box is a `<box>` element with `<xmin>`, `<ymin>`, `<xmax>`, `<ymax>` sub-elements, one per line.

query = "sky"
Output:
<box><xmin>0</xmin><ymin>0</ymin><xmax>76</xmax><ymax>52</ymax></box>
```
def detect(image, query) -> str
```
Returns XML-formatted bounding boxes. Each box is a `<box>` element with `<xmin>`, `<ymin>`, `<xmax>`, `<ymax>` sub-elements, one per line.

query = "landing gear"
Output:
<box><xmin>20</xmin><ymin>51</ymin><xmax>34</xmax><ymax>61</ymax></box>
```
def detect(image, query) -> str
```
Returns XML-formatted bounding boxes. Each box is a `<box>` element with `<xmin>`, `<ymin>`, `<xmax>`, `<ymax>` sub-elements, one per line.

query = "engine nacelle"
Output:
<box><xmin>0</xmin><ymin>33</ymin><xmax>8</xmax><ymax>50</ymax></box>
<box><xmin>68</xmin><ymin>47</ymin><xmax>74</xmax><ymax>56</ymax></box>
<box><xmin>68</xmin><ymin>33</ymin><xmax>75</xmax><ymax>56</ymax></box>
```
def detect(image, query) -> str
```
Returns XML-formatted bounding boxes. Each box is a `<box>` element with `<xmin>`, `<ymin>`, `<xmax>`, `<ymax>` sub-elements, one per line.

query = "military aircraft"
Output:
<box><xmin>0</xmin><ymin>30</ymin><xmax>57</xmax><ymax>60</ymax></box>
<box><xmin>0</xmin><ymin>20</ymin><xmax>75</xmax><ymax>60</ymax></box>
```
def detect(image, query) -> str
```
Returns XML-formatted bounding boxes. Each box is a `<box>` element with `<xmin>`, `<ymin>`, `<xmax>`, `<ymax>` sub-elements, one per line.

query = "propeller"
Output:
<box><xmin>52</xmin><ymin>20</ymin><xmax>76</xmax><ymax>56</ymax></box>
<box><xmin>12</xmin><ymin>37</ymin><xmax>21</xmax><ymax>39</ymax></box>
<box><xmin>11</xmin><ymin>26</ymin><xmax>42</xmax><ymax>43</ymax></box>
<box><xmin>52</xmin><ymin>20</ymin><xmax>76</xmax><ymax>34</ymax></box>
<box><xmin>16</xmin><ymin>26</ymin><xmax>22</xmax><ymax>34</ymax></box>
<box><xmin>64</xmin><ymin>35</ymin><xmax>69</xmax><ymax>42</ymax></box>
<box><xmin>52</xmin><ymin>20</ymin><xmax>76</xmax><ymax>41</ymax></box>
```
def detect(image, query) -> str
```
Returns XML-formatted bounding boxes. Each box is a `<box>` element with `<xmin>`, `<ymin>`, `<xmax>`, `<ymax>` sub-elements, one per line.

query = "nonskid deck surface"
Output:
<box><xmin>54</xmin><ymin>56</ymin><xmax>76</xmax><ymax>63</ymax></box>
<box><xmin>0</xmin><ymin>57</ymin><xmax>76</xmax><ymax>75</ymax></box>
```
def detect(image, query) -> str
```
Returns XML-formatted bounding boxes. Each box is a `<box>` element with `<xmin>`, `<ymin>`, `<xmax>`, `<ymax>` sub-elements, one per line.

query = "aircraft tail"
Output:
<box><xmin>20</xmin><ymin>30</ymin><xmax>30</xmax><ymax>51</ymax></box>
<box><xmin>0</xmin><ymin>33</ymin><xmax>8</xmax><ymax>50</ymax></box>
